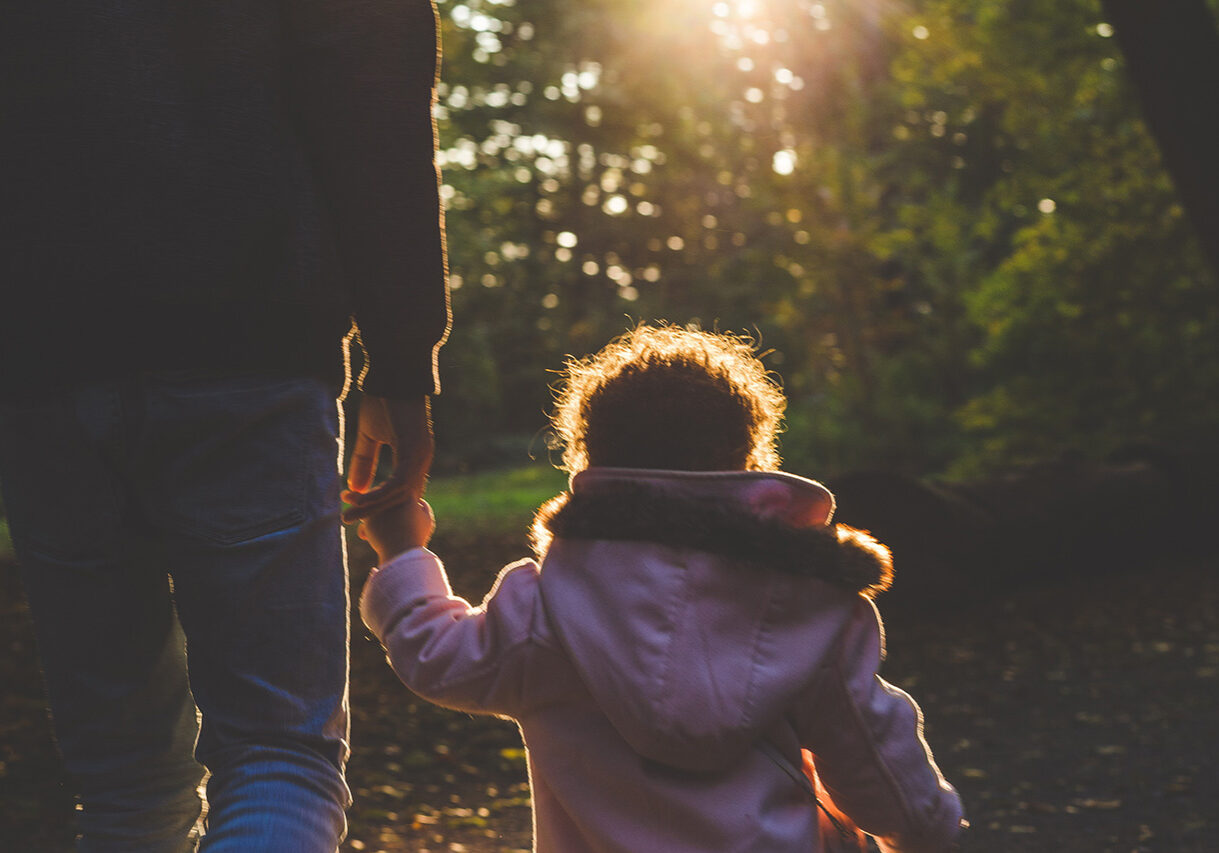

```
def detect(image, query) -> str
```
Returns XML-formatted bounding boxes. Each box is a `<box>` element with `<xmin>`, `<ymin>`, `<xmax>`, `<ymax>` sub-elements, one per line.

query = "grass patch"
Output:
<box><xmin>425</xmin><ymin>463</ymin><xmax>569</xmax><ymax>535</ymax></box>
<box><xmin>1</xmin><ymin>519</ymin><xmax>11</xmax><ymax>562</ymax></box>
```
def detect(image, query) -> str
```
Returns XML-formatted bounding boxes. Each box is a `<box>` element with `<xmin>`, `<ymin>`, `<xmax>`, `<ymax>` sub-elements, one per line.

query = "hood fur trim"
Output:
<box><xmin>532</xmin><ymin>481</ymin><xmax>893</xmax><ymax>598</ymax></box>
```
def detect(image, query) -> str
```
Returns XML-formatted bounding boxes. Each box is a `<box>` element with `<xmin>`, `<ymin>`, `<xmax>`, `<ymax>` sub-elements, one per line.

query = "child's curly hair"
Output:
<box><xmin>550</xmin><ymin>324</ymin><xmax>785</xmax><ymax>472</ymax></box>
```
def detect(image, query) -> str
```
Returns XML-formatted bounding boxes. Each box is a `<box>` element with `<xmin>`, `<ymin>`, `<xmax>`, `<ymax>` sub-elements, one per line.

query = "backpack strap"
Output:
<box><xmin>756</xmin><ymin>740</ymin><xmax>858</xmax><ymax>845</ymax></box>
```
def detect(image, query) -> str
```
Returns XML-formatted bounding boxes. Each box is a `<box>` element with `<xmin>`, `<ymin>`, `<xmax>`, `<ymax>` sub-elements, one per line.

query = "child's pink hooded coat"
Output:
<box><xmin>361</xmin><ymin>468</ymin><xmax>964</xmax><ymax>852</ymax></box>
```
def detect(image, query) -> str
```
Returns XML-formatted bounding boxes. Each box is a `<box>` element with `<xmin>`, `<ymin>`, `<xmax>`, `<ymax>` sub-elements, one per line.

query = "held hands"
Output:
<box><xmin>342</xmin><ymin>395</ymin><xmax>433</xmax><ymax>523</ymax></box>
<box><xmin>358</xmin><ymin>498</ymin><xmax>436</xmax><ymax>565</ymax></box>
<box><xmin>342</xmin><ymin>394</ymin><xmax>436</xmax><ymax>564</ymax></box>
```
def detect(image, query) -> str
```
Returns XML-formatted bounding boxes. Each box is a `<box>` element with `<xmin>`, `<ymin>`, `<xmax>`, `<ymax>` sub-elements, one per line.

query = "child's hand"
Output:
<box><xmin>358</xmin><ymin>498</ymin><xmax>435</xmax><ymax>565</ymax></box>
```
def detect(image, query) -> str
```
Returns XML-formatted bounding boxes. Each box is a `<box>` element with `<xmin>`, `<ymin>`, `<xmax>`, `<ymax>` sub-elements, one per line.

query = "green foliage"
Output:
<box><xmin>426</xmin><ymin>463</ymin><xmax>569</xmax><ymax>535</ymax></box>
<box><xmin>901</xmin><ymin>0</ymin><xmax>1219</xmax><ymax>474</ymax></box>
<box><xmin>430</xmin><ymin>0</ymin><xmax>1219</xmax><ymax>479</ymax></box>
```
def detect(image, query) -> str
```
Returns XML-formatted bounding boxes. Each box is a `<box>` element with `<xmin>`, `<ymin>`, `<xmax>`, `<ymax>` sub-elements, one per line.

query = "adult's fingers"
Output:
<box><xmin>341</xmin><ymin>478</ymin><xmax>411</xmax><ymax>523</ymax></box>
<box><xmin>382</xmin><ymin>398</ymin><xmax>434</xmax><ymax>498</ymax></box>
<box><xmin>347</xmin><ymin>430</ymin><xmax>381</xmax><ymax>493</ymax></box>
<box><xmin>395</xmin><ymin>438</ymin><xmax>433</xmax><ymax>499</ymax></box>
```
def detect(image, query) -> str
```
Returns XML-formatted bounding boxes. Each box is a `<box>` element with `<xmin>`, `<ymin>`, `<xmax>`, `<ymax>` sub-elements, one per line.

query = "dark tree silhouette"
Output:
<box><xmin>1101</xmin><ymin>0</ymin><xmax>1219</xmax><ymax>274</ymax></box>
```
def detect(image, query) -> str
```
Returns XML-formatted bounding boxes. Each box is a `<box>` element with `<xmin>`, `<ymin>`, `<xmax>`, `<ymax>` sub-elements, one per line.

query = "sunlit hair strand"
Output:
<box><xmin>550</xmin><ymin>324</ymin><xmax>785</xmax><ymax>473</ymax></box>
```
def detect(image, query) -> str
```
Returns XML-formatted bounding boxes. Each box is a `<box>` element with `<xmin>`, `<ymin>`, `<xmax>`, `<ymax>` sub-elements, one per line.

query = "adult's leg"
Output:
<box><xmin>0</xmin><ymin>385</ymin><xmax>204</xmax><ymax>853</ymax></box>
<box><xmin>139</xmin><ymin>373</ymin><xmax>350</xmax><ymax>852</ymax></box>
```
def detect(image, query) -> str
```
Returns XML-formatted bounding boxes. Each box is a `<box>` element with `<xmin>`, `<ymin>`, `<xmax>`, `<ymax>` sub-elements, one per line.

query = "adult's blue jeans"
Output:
<box><xmin>0</xmin><ymin>372</ymin><xmax>351</xmax><ymax>852</ymax></box>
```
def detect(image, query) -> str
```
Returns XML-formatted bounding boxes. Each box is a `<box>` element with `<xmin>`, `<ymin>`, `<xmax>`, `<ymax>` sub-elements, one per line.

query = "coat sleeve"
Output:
<box><xmin>282</xmin><ymin>0</ymin><xmax>450</xmax><ymax>398</ymax></box>
<box><xmin>359</xmin><ymin>548</ymin><xmax>543</xmax><ymax>716</ymax></box>
<box><xmin>794</xmin><ymin>597</ymin><xmax>964</xmax><ymax>853</ymax></box>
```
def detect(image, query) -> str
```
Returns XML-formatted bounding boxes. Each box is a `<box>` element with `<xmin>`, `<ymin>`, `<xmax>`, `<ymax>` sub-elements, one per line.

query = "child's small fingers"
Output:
<box><xmin>342</xmin><ymin>488</ymin><xmax>384</xmax><ymax>506</ymax></box>
<box><xmin>344</xmin><ymin>480</ymin><xmax>411</xmax><ymax>510</ymax></box>
<box><xmin>342</xmin><ymin>491</ymin><xmax>411</xmax><ymax>523</ymax></box>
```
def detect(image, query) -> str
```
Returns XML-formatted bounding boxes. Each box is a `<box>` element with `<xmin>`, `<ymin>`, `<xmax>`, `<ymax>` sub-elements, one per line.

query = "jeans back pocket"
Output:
<box><xmin>145</xmin><ymin>374</ymin><xmax>337</xmax><ymax>546</ymax></box>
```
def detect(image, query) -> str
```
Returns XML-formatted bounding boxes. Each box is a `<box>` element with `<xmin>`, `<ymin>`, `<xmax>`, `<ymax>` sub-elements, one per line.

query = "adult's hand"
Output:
<box><xmin>341</xmin><ymin>395</ymin><xmax>433</xmax><ymax>523</ymax></box>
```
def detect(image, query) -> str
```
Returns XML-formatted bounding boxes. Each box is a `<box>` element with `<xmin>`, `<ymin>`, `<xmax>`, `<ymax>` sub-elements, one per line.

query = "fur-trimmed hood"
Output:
<box><xmin>533</xmin><ymin>468</ymin><xmax>892</xmax><ymax>597</ymax></box>
<box><xmin>533</xmin><ymin>468</ymin><xmax>894</xmax><ymax>772</ymax></box>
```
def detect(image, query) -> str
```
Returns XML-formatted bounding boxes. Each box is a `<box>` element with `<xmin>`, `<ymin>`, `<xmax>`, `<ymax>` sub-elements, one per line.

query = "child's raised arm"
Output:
<box><xmin>360</xmin><ymin>546</ymin><xmax>554</xmax><ymax>718</ymax></box>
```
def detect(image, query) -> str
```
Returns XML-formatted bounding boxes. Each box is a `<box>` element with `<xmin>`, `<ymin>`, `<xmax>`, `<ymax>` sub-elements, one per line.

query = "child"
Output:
<box><xmin>355</xmin><ymin>325</ymin><xmax>965</xmax><ymax>853</ymax></box>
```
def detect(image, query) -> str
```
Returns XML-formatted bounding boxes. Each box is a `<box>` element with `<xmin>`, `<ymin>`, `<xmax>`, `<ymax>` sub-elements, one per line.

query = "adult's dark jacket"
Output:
<box><xmin>1</xmin><ymin>1</ymin><xmax>449</xmax><ymax>399</ymax></box>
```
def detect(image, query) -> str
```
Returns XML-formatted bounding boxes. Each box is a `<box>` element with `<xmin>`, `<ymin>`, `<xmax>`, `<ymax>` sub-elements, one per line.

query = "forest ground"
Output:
<box><xmin>2</xmin><ymin>525</ymin><xmax>1216</xmax><ymax>853</ymax></box>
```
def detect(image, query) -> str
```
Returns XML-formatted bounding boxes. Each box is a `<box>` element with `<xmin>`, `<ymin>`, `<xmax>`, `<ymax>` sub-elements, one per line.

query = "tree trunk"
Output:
<box><xmin>1100</xmin><ymin>0</ymin><xmax>1219</xmax><ymax>275</ymax></box>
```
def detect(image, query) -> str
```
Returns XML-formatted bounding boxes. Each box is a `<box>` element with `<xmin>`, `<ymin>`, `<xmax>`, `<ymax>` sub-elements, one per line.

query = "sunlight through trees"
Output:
<box><xmin>429</xmin><ymin>0</ymin><xmax>1219</xmax><ymax>478</ymax></box>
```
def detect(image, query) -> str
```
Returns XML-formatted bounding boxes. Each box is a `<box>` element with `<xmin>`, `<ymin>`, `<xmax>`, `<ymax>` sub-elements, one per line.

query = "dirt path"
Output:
<box><xmin>3</xmin><ymin>531</ymin><xmax>1216</xmax><ymax>852</ymax></box>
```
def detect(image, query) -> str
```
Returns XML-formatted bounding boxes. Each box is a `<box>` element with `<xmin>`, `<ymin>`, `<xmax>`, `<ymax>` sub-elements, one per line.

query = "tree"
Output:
<box><xmin>1100</xmin><ymin>0</ymin><xmax>1219</xmax><ymax>274</ymax></box>
<box><xmin>429</xmin><ymin>0</ymin><xmax>1219</xmax><ymax>477</ymax></box>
